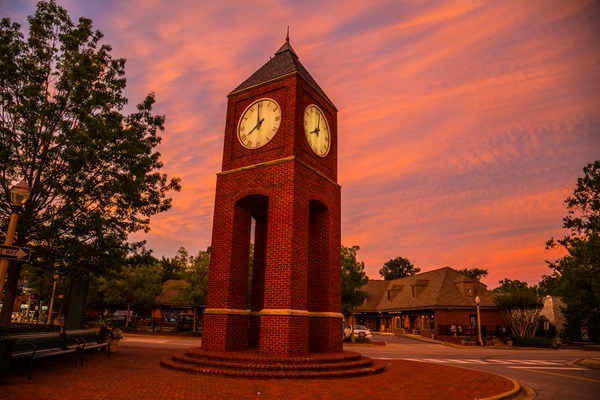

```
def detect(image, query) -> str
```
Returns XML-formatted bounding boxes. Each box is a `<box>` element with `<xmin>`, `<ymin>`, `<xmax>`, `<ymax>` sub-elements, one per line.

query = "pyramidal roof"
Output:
<box><xmin>229</xmin><ymin>32</ymin><xmax>335</xmax><ymax>108</ymax></box>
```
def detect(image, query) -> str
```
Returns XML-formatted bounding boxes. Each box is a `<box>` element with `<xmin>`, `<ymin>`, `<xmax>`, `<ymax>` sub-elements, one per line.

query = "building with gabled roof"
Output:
<box><xmin>351</xmin><ymin>267</ymin><xmax>506</xmax><ymax>343</ymax></box>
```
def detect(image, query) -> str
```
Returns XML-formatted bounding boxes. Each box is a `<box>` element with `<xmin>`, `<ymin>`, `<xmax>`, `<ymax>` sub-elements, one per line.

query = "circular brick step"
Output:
<box><xmin>160</xmin><ymin>349</ymin><xmax>385</xmax><ymax>379</ymax></box>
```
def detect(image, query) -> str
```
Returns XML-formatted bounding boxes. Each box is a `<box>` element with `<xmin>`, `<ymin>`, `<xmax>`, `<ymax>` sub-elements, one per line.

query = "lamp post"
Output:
<box><xmin>46</xmin><ymin>275</ymin><xmax>59</xmax><ymax>325</ymax></box>
<box><xmin>475</xmin><ymin>295</ymin><xmax>483</xmax><ymax>346</ymax></box>
<box><xmin>0</xmin><ymin>179</ymin><xmax>32</xmax><ymax>298</ymax></box>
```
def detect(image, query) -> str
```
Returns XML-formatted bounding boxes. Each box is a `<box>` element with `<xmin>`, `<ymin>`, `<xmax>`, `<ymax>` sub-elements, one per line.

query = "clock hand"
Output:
<box><xmin>310</xmin><ymin>114</ymin><xmax>322</xmax><ymax>137</ymax></box>
<box><xmin>246</xmin><ymin>118</ymin><xmax>265</xmax><ymax>136</ymax></box>
<box><xmin>256</xmin><ymin>117</ymin><xmax>265</xmax><ymax>130</ymax></box>
<box><xmin>246</xmin><ymin>124</ymin><xmax>259</xmax><ymax>136</ymax></box>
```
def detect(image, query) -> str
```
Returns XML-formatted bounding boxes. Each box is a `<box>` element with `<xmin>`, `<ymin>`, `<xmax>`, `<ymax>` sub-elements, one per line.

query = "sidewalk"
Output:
<box><xmin>0</xmin><ymin>344</ymin><xmax>521</xmax><ymax>400</ymax></box>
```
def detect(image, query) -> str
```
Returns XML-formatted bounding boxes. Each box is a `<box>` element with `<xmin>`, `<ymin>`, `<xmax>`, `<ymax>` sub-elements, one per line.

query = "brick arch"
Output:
<box><xmin>307</xmin><ymin>200</ymin><xmax>336</xmax><ymax>352</ymax></box>
<box><xmin>307</xmin><ymin>199</ymin><xmax>329</xmax><ymax>313</ymax></box>
<box><xmin>233</xmin><ymin>195</ymin><xmax>269</xmax><ymax>349</ymax></box>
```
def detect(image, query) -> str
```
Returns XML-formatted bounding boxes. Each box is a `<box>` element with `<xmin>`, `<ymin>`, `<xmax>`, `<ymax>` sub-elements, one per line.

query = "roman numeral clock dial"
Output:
<box><xmin>304</xmin><ymin>104</ymin><xmax>330</xmax><ymax>157</ymax></box>
<box><xmin>237</xmin><ymin>98</ymin><xmax>281</xmax><ymax>149</ymax></box>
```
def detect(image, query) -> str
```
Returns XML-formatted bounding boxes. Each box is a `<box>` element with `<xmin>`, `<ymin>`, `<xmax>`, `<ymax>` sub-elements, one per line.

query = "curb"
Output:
<box><xmin>477</xmin><ymin>377</ymin><xmax>522</xmax><ymax>400</ymax></box>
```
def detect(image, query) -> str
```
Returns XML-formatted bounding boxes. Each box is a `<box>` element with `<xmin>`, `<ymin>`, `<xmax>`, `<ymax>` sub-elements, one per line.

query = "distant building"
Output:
<box><xmin>350</xmin><ymin>267</ymin><xmax>506</xmax><ymax>342</ymax></box>
<box><xmin>152</xmin><ymin>279</ymin><xmax>200</xmax><ymax>321</ymax></box>
<box><xmin>541</xmin><ymin>295</ymin><xmax>566</xmax><ymax>339</ymax></box>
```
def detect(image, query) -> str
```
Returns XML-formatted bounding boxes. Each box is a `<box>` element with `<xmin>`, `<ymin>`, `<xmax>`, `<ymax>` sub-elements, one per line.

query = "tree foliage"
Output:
<box><xmin>379</xmin><ymin>256</ymin><xmax>420</xmax><ymax>280</ymax></box>
<box><xmin>0</xmin><ymin>1</ymin><xmax>180</xmax><ymax>325</ymax></box>
<box><xmin>159</xmin><ymin>247</ymin><xmax>189</xmax><ymax>283</ymax></box>
<box><xmin>494</xmin><ymin>278</ymin><xmax>529</xmax><ymax>293</ymax></box>
<box><xmin>545</xmin><ymin>161</ymin><xmax>600</xmax><ymax>341</ymax></box>
<box><xmin>341</xmin><ymin>245</ymin><xmax>368</xmax><ymax>317</ymax></box>
<box><xmin>98</xmin><ymin>262</ymin><xmax>163</xmax><ymax>327</ymax></box>
<box><xmin>456</xmin><ymin>267</ymin><xmax>488</xmax><ymax>282</ymax></box>
<box><xmin>177</xmin><ymin>248</ymin><xmax>210</xmax><ymax>332</ymax></box>
<box><xmin>494</xmin><ymin>289</ymin><xmax>543</xmax><ymax>337</ymax></box>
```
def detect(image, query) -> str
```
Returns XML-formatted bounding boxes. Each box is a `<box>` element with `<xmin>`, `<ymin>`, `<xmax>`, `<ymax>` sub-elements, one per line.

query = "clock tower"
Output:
<box><xmin>202</xmin><ymin>34</ymin><xmax>342</xmax><ymax>356</ymax></box>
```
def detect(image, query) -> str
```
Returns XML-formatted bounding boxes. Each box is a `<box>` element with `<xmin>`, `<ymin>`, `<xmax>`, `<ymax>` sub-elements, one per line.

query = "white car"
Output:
<box><xmin>344</xmin><ymin>325</ymin><xmax>372</xmax><ymax>341</ymax></box>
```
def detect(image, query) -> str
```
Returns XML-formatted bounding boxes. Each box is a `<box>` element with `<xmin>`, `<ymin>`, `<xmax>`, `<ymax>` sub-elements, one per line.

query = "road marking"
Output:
<box><xmin>395</xmin><ymin>358</ymin><xmax>565</xmax><ymax>366</ymax></box>
<box><xmin>509</xmin><ymin>367</ymin><xmax>600</xmax><ymax>383</ymax></box>
<box><xmin>509</xmin><ymin>366</ymin><xmax>586</xmax><ymax>370</ymax></box>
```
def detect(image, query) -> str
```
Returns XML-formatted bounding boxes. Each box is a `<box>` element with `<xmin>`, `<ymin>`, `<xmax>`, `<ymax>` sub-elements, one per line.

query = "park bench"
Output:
<box><xmin>11</xmin><ymin>332</ymin><xmax>79</xmax><ymax>379</ymax></box>
<box><xmin>64</xmin><ymin>329</ymin><xmax>110</xmax><ymax>365</ymax></box>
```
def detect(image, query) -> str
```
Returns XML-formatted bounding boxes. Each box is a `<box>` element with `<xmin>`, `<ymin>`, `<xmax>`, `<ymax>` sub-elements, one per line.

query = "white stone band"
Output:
<box><xmin>205</xmin><ymin>308</ymin><xmax>342</xmax><ymax>319</ymax></box>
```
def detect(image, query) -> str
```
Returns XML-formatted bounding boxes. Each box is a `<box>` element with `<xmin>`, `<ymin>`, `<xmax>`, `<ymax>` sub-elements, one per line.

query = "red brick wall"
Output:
<box><xmin>202</xmin><ymin>313</ymin><xmax>249</xmax><ymax>351</ymax></box>
<box><xmin>203</xmin><ymin>71</ymin><xmax>341</xmax><ymax>356</ymax></box>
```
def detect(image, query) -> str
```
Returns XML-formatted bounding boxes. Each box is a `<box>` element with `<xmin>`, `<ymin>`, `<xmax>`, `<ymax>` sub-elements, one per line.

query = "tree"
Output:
<box><xmin>98</xmin><ymin>263</ymin><xmax>163</xmax><ymax>327</ymax></box>
<box><xmin>457</xmin><ymin>267</ymin><xmax>488</xmax><ymax>282</ymax></box>
<box><xmin>545</xmin><ymin>161</ymin><xmax>600</xmax><ymax>341</ymax></box>
<box><xmin>177</xmin><ymin>248</ymin><xmax>210</xmax><ymax>332</ymax></box>
<box><xmin>0</xmin><ymin>1</ymin><xmax>180</xmax><ymax>326</ymax></box>
<box><xmin>341</xmin><ymin>245</ymin><xmax>368</xmax><ymax>321</ymax></box>
<box><xmin>379</xmin><ymin>256</ymin><xmax>420</xmax><ymax>280</ymax></box>
<box><xmin>494</xmin><ymin>289</ymin><xmax>543</xmax><ymax>337</ymax></box>
<box><xmin>494</xmin><ymin>278</ymin><xmax>529</xmax><ymax>293</ymax></box>
<box><xmin>537</xmin><ymin>272</ymin><xmax>561</xmax><ymax>296</ymax></box>
<box><xmin>159</xmin><ymin>247</ymin><xmax>189</xmax><ymax>283</ymax></box>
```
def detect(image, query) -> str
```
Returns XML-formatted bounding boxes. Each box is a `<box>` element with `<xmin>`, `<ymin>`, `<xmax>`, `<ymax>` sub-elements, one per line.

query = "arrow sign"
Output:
<box><xmin>0</xmin><ymin>244</ymin><xmax>32</xmax><ymax>262</ymax></box>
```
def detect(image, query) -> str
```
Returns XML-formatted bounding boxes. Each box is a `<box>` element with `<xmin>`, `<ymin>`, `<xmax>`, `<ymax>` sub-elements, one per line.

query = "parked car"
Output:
<box><xmin>344</xmin><ymin>325</ymin><xmax>372</xmax><ymax>341</ymax></box>
<box><xmin>113</xmin><ymin>310</ymin><xmax>136</xmax><ymax>319</ymax></box>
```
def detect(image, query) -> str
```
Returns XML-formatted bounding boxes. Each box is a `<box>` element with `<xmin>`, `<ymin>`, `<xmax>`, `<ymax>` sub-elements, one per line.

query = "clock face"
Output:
<box><xmin>304</xmin><ymin>104</ymin><xmax>330</xmax><ymax>157</ymax></box>
<box><xmin>237</xmin><ymin>98</ymin><xmax>281</xmax><ymax>149</ymax></box>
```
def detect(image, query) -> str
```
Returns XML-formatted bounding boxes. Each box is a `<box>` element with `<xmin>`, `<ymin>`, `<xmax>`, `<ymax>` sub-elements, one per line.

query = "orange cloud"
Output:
<box><xmin>6</xmin><ymin>0</ymin><xmax>599</xmax><ymax>285</ymax></box>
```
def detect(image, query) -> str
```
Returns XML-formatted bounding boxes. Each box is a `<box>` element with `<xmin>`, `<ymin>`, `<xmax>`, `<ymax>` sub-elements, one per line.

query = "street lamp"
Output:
<box><xmin>0</xmin><ymin>179</ymin><xmax>32</xmax><ymax>297</ymax></box>
<box><xmin>475</xmin><ymin>295</ymin><xmax>483</xmax><ymax>346</ymax></box>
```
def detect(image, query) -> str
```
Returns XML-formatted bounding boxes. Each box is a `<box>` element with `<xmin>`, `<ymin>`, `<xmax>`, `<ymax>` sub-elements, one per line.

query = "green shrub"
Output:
<box><xmin>510</xmin><ymin>335</ymin><xmax>550</xmax><ymax>348</ymax></box>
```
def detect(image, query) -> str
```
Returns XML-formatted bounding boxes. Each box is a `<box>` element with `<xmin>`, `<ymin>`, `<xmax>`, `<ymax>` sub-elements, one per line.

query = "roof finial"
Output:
<box><xmin>286</xmin><ymin>26</ymin><xmax>290</xmax><ymax>43</ymax></box>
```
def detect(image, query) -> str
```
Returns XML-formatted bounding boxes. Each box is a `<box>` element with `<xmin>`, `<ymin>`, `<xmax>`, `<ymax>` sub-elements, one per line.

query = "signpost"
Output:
<box><xmin>0</xmin><ymin>244</ymin><xmax>31</xmax><ymax>262</ymax></box>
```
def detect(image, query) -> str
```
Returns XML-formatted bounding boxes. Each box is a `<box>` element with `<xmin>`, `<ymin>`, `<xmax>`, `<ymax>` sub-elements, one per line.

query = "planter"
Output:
<box><xmin>109</xmin><ymin>338</ymin><xmax>121</xmax><ymax>353</ymax></box>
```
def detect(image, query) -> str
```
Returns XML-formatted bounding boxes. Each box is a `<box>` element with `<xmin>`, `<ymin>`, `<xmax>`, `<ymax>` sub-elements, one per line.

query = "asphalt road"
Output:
<box><xmin>357</xmin><ymin>333</ymin><xmax>600</xmax><ymax>400</ymax></box>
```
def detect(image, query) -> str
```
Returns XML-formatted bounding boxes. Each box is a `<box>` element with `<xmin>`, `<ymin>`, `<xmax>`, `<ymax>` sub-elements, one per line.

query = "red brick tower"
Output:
<box><xmin>202</xmin><ymin>35</ymin><xmax>342</xmax><ymax>356</ymax></box>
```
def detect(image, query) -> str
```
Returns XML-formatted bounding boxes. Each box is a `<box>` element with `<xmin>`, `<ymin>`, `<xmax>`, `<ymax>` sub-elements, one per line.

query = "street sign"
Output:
<box><xmin>0</xmin><ymin>244</ymin><xmax>32</xmax><ymax>262</ymax></box>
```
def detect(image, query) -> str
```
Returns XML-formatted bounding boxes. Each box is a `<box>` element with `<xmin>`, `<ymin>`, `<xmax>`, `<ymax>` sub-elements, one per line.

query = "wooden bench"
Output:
<box><xmin>11</xmin><ymin>332</ymin><xmax>79</xmax><ymax>379</ymax></box>
<box><xmin>64</xmin><ymin>329</ymin><xmax>110</xmax><ymax>365</ymax></box>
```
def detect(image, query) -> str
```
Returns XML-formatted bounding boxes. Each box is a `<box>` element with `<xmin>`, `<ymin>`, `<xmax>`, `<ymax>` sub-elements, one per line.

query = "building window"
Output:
<box><xmin>411</xmin><ymin>286</ymin><xmax>416</xmax><ymax>297</ymax></box>
<box><xmin>394</xmin><ymin>316</ymin><xmax>402</xmax><ymax>329</ymax></box>
<box><xmin>387</xmin><ymin>290</ymin><xmax>391</xmax><ymax>300</ymax></box>
<box><xmin>421</xmin><ymin>315</ymin><xmax>435</xmax><ymax>330</ymax></box>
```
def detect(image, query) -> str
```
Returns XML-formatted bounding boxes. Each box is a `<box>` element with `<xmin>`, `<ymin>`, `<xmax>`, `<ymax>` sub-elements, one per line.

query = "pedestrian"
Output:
<box><xmin>450</xmin><ymin>323</ymin><xmax>457</xmax><ymax>337</ymax></box>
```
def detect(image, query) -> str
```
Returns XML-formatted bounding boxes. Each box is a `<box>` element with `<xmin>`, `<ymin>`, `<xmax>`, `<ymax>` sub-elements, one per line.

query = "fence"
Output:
<box><xmin>96</xmin><ymin>316</ymin><xmax>203</xmax><ymax>334</ymax></box>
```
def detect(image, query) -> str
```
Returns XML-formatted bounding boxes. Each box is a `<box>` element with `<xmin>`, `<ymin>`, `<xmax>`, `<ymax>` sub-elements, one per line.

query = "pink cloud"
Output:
<box><xmin>5</xmin><ymin>0</ymin><xmax>599</xmax><ymax>287</ymax></box>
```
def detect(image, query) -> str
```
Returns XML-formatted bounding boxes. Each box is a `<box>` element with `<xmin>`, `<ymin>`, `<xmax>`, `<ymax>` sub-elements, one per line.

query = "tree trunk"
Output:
<box><xmin>125</xmin><ymin>302</ymin><xmax>131</xmax><ymax>328</ymax></box>
<box><xmin>192</xmin><ymin>306</ymin><xmax>197</xmax><ymax>333</ymax></box>
<box><xmin>0</xmin><ymin>263</ymin><xmax>22</xmax><ymax>327</ymax></box>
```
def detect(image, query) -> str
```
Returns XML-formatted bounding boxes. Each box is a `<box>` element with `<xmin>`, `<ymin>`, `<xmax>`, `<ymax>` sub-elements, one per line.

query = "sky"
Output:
<box><xmin>3</xmin><ymin>0</ymin><xmax>599</xmax><ymax>288</ymax></box>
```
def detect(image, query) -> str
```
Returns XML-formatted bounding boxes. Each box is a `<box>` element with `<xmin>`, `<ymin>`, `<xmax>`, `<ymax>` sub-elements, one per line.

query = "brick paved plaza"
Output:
<box><xmin>0</xmin><ymin>345</ymin><xmax>517</xmax><ymax>400</ymax></box>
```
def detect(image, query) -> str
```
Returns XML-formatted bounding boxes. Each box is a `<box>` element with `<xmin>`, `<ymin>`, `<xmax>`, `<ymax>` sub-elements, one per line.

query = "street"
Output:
<box><xmin>355</xmin><ymin>333</ymin><xmax>600</xmax><ymax>400</ymax></box>
<box><xmin>121</xmin><ymin>333</ymin><xmax>600</xmax><ymax>399</ymax></box>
